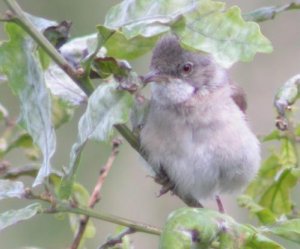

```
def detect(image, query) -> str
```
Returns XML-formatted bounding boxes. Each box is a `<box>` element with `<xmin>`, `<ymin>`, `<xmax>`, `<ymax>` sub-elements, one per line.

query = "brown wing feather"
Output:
<box><xmin>230</xmin><ymin>83</ymin><xmax>247</xmax><ymax>113</ymax></box>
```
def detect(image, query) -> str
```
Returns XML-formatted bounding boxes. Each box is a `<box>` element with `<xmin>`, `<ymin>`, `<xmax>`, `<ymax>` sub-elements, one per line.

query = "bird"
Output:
<box><xmin>139</xmin><ymin>34</ymin><xmax>260</xmax><ymax>211</ymax></box>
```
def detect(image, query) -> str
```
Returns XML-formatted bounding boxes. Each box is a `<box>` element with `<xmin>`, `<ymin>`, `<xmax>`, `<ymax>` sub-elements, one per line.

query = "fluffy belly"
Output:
<box><xmin>141</xmin><ymin>116</ymin><xmax>260</xmax><ymax>201</ymax></box>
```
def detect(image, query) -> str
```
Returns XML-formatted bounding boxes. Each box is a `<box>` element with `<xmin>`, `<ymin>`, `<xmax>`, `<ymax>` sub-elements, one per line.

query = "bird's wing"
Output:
<box><xmin>230</xmin><ymin>83</ymin><xmax>247</xmax><ymax>113</ymax></box>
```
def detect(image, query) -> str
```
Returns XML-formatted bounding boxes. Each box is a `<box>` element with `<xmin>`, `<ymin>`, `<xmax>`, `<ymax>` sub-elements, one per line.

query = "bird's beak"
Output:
<box><xmin>142</xmin><ymin>71</ymin><xmax>169</xmax><ymax>84</ymax></box>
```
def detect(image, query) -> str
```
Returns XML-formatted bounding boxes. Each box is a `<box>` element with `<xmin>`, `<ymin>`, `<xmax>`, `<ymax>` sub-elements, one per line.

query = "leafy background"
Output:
<box><xmin>0</xmin><ymin>0</ymin><xmax>300</xmax><ymax>248</ymax></box>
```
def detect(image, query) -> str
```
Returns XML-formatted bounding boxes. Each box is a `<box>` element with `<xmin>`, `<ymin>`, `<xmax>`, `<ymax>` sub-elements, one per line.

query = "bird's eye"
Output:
<box><xmin>181</xmin><ymin>62</ymin><xmax>193</xmax><ymax>74</ymax></box>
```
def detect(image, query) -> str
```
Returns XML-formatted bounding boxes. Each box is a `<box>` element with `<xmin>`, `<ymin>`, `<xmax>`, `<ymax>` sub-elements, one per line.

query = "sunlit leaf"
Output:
<box><xmin>259</xmin><ymin>168</ymin><xmax>300</xmax><ymax>215</ymax></box>
<box><xmin>0</xmin><ymin>23</ymin><xmax>56</xmax><ymax>187</ymax></box>
<box><xmin>160</xmin><ymin>208</ymin><xmax>283</xmax><ymax>249</ymax></box>
<box><xmin>0</xmin><ymin>179</ymin><xmax>25</xmax><ymax>200</ymax></box>
<box><xmin>246</xmin><ymin>154</ymin><xmax>281</xmax><ymax>198</ymax></box>
<box><xmin>0</xmin><ymin>203</ymin><xmax>42</xmax><ymax>231</ymax></box>
<box><xmin>237</xmin><ymin>195</ymin><xmax>276</xmax><ymax>225</ymax></box>
<box><xmin>5</xmin><ymin>134</ymin><xmax>34</xmax><ymax>155</ymax></box>
<box><xmin>97</xmin><ymin>26</ymin><xmax>160</xmax><ymax>60</ymax></box>
<box><xmin>264</xmin><ymin>219</ymin><xmax>300</xmax><ymax>244</ymax></box>
<box><xmin>176</xmin><ymin>2</ymin><xmax>273</xmax><ymax>67</ymax></box>
<box><xmin>59</xmin><ymin>78</ymin><xmax>134</xmax><ymax>198</ymax></box>
<box><xmin>263</xmin><ymin>130</ymin><xmax>282</xmax><ymax>142</ymax></box>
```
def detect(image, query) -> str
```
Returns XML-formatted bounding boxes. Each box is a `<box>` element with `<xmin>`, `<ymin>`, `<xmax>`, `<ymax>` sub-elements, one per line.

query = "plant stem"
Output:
<box><xmin>45</xmin><ymin>203</ymin><xmax>161</xmax><ymax>236</ymax></box>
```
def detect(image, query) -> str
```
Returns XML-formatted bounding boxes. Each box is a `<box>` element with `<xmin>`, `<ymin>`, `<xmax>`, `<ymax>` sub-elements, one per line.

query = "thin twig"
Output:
<box><xmin>0</xmin><ymin>164</ymin><xmax>39</xmax><ymax>179</ymax></box>
<box><xmin>244</xmin><ymin>2</ymin><xmax>300</xmax><ymax>22</ymax></box>
<box><xmin>70</xmin><ymin>139</ymin><xmax>122</xmax><ymax>249</ymax></box>
<box><xmin>44</xmin><ymin>203</ymin><xmax>161</xmax><ymax>236</ymax></box>
<box><xmin>99</xmin><ymin>227</ymin><xmax>135</xmax><ymax>249</ymax></box>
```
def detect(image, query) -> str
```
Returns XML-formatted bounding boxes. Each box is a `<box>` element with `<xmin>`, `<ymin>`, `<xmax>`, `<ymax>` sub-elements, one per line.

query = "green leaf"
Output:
<box><xmin>97</xmin><ymin>26</ymin><xmax>160</xmax><ymax>60</ymax></box>
<box><xmin>51</xmin><ymin>96</ymin><xmax>74</xmax><ymax>128</ymax></box>
<box><xmin>0</xmin><ymin>23</ymin><xmax>56</xmax><ymax>187</ymax></box>
<box><xmin>176</xmin><ymin>2</ymin><xmax>273</xmax><ymax>67</ymax></box>
<box><xmin>245</xmin><ymin>232</ymin><xmax>284</xmax><ymax>249</ymax></box>
<box><xmin>104</xmin><ymin>0</ymin><xmax>272</xmax><ymax>66</ymax></box>
<box><xmin>160</xmin><ymin>208</ymin><xmax>283</xmax><ymax>249</ymax></box>
<box><xmin>264</xmin><ymin>219</ymin><xmax>300</xmax><ymax>244</ymax></box>
<box><xmin>279</xmin><ymin>138</ymin><xmax>297</xmax><ymax>167</ymax></box>
<box><xmin>59</xmin><ymin>78</ymin><xmax>134</xmax><ymax>198</ymax></box>
<box><xmin>5</xmin><ymin>134</ymin><xmax>34</xmax><ymax>155</ymax></box>
<box><xmin>259</xmin><ymin>168</ymin><xmax>300</xmax><ymax>215</ymax></box>
<box><xmin>245</xmin><ymin>154</ymin><xmax>281</xmax><ymax>198</ymax></box>
<box><xmin>263</xmin><ymin>130</ymin><xmax>282</xmax><ymax>142</ymax></box>
<box><xmin>160</xmin><ymin>208</ymin><xmax>226</xmax><ymax>249</ymax></box>
<box><xmin>91</xmin><ymin>57</ymin><xmax>130</xmax><ymax>79</ymax></box>
<box><xmin>0</xmin><ymin>203</ymin><xmax>42</xmax><ymax>231</ymax></box>
<box><xmin>274</xmin><ymin>74</ymin><xmax>300</xmax><ymax>117</ymax></box>
<box><xmin>68</xmin><ymin>183</ymin><xmax>95</xmax><ymax>248</ymax></box>
<box><xmin>0</xmin><ymin>180</ymin><xmax>25</xmax><ymax>200</ymax></box>
<box><xmin>237</xmin><ymin>195</ymin><xmax>276</xmax><ymax>225</ymax></box>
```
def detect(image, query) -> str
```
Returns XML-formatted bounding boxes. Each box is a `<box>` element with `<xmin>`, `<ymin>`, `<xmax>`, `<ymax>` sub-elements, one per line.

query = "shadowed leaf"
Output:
<box><xmin>264</xmin><ymin>219</ymin><xmax>300</xmax><ymax>244</ymax></box>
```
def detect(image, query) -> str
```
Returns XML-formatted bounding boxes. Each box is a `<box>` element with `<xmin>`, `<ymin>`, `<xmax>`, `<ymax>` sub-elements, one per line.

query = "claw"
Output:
<box><xmin>157</xmin><ymin>181</ymin><xmax>175</xmax><ymax>197</ymax></box>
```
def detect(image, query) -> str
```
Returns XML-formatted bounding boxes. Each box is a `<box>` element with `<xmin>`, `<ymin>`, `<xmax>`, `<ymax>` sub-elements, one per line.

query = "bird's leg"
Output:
<box><xmin>215</xmin><ymin>195</ymin><xmax>225</xmax><ymax>213</ymax></box>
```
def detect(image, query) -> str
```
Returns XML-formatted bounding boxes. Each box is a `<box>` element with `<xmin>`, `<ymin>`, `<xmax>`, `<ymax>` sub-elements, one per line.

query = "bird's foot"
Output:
<box><xmin>153</xmin><ymin>169</ymin><xmax>175</xmax><ymax>197</ymax></box>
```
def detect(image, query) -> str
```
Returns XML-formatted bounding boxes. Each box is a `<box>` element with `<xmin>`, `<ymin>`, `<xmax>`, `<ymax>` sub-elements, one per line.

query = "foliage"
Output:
<box><xmin>0</xmin><ymin>0</ymin><xmax>299</xmax><ymax>248</ymax></box>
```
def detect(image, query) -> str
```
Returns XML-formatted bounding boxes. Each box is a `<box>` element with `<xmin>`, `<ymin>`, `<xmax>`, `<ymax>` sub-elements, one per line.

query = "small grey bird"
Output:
<box><xmin>140</xmin><ymin>35</ymin><xmax>260</xmax><ymax>210</ymax></box>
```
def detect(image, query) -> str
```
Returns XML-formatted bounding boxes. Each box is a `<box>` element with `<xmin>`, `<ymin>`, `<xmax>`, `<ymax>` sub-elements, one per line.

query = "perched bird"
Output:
<box><xmin>140</xmin><ymin>35</ymin><xmax>260</xmax><ymax>211</ymax></box>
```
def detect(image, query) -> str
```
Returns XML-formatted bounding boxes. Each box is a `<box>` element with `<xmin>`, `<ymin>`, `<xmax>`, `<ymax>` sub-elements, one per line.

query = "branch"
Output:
<box><xmin>99</xmin><ymin>227</ymin><xmax>135</xmax><ymax>249</ymax></box>
<box><xmin>70</xmin><ymin>139</ymin><xmax>122</xmax><ymax>249</ymax></box>
<box><xmin>3</xmin><ymin>0</ymin><xmax>94</xmax><ymax>95</ymax></box>
<box><xmin>244</xmin><ymin>2</ymin><xmax>300</xmax><ymax>22</ymax></box>
<box><xmin>44</xmin><ymin>203</ymin><xmax>161</xmax><ymax>236</ymax></box>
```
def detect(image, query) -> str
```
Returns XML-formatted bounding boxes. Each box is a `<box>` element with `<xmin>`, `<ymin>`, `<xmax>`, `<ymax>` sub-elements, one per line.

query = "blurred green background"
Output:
<box><xmin>0</xmin><ymin>0</ymin><xmax>300</xmax><ymax>248</ymax></box>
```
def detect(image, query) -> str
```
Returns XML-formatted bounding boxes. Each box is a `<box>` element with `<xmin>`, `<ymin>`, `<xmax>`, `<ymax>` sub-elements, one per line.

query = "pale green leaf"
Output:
<box><xmin>104</xmin><ymin>0</ymin><xmax>272</xmax><ymax>66</ymax></box>
<box><xmin>60</xmin><ymin>78</ymin><xmax>134</xmax><ymax>198</ymax></box>
<box><xmin>176</xmin><ymin>2</ymin><xmax>273</xmax><ymax>67</ymax></box>
<box><xmin>237</xmin><ymin>195</ymin><xmax>276</xmax><ymax>225</ymax></box>
<box><xmin>265</xmin><ymin>219</ymin><xmax>300</xmax><ymax>244</ymax></box>
<box><xmin>246</xmin><ymin>154</ymin><xmax>281</xmax><ymax>198</ymax></box>
<box><xmin>0</xmin><ymin>180</ymin><xmax>25</xmax><ymax>200</ymax></box>
<box><xmin>0</xmin><ymin>203</ymin><xmax>42</xmax><ymax>231</ymax></box>
<box><xmin>160</xmin><ymin>208</ymin><xmax>283</xmax><ymax>249</ymax></box>
<box><xmin>0</xmin><ymin>23</ymin><xmax>56</xmax><ymax>187</ymax></box>
<box><xmin>259</xmin><ymin>168</ymin><xmax>300</xmax><ymax>215</ymax></box>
